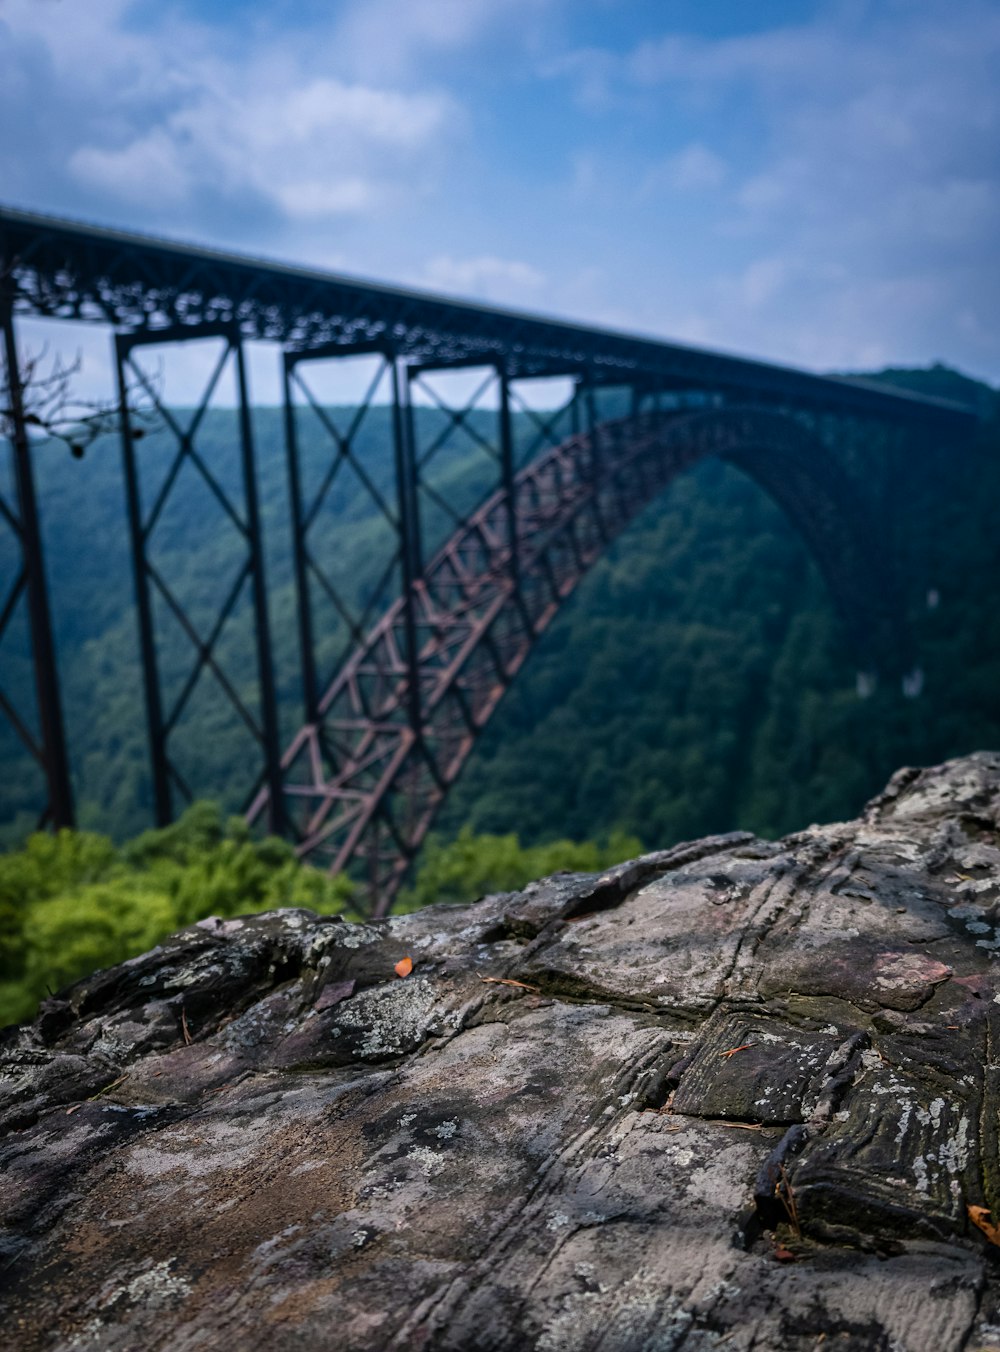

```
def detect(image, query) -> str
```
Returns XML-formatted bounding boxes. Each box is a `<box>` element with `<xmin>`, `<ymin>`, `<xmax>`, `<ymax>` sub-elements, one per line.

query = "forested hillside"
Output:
<box><xmin>1</xmin><ymin>365</ymin><xmax>997</xmax><ymax>870</ymax></box>
<box><xmin>442</xmin><ymin>367</ymin><xmax>1000</xmax><ymax>846</ymax></box>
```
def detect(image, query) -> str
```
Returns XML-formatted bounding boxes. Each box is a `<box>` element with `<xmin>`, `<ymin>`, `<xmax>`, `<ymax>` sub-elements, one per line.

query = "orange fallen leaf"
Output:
<box><xmin>394</xmin><ymin>956</ymin><xmax>413</xmax><ymax>979</ymax></box>
<box><xmin>477</xmin><ymin>974</ymin><xmax>541</xmax><ymax>994</ymax></box>
<box><xmin>719</xmin><ymin>1043</ymin><xmax>757</xmax><ymax>1059</ymax></box>
<box><xmin>773</xmin><ymin>1246</ymin><xmax>796</xmax><ymax>1263</ymax></box>
<box><xmin>968</xmin><ymin>1205</ymin><xmax>1000</xmax><ymax>1246</ymax></box>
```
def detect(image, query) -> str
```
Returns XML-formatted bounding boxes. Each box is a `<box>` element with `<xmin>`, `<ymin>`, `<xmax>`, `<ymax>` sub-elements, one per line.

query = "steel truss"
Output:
<box><xmin>249</xmin><ymin>394</ymin><xmax>907</xmax><ymax>913</ymax></box>
<box><xmin>0</xmin><ymin>205</ymin><xmax>972</xmax><ymax>425</ymax></box>
<box><xmin>115</xmin><ymin>323</ymin><xmax>282</xmax><ymax>829</ymax></box>
<box><xmin>0</xmin><ymin>291</ymin><xmax>73</xmax><ymax>828</ymax></box>
<box><xmin>0</xmin><ymin>206</ymin><xmax>978</xmax><ymax>889</ymax></box>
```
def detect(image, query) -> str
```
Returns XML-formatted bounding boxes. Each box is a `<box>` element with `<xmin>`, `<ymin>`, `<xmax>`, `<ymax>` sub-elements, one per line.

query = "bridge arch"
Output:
<box><xmin>250</xmin><ymin>404</ymin><xmax>910</xmax><ymax>912</ymax></box>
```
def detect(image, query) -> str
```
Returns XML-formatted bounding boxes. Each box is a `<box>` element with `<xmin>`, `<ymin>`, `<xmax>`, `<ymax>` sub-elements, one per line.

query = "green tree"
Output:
<box><xmin>399</xmin><ymin>826</ymin><xmax>642</xmax><ymax>910</ymax></box>
<box><xmin>0</xmin><ymin>803</ymin><xmax>354</xmax><ymax>1027</ymax></box>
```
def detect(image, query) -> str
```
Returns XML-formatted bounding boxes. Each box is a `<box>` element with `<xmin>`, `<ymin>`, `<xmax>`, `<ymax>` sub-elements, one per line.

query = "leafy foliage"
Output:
<box><xmin>0</xmin><ymin>805</ymin><xmax>641</xmax><ymax>1027</ymax></box>
<box><xmin>0</xmin><ymin>803</ymin><xmax>354</xmax><ymax>1026</ymax></box>
<box><xmin>397</xmin><ymin>826</ymin><xmax>643</xmax><ymax>911</ymax></box>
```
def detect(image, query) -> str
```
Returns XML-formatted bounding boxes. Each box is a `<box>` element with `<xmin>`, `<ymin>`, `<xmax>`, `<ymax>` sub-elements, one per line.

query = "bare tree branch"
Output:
<box><xmin>2</xmin><ymin>342</ymin><xmax>161</xmax><ymax>459</ymax></box>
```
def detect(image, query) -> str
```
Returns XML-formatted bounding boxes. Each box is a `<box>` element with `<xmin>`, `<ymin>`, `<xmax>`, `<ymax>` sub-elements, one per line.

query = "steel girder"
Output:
<box><xmin>248</xmin><ymin>404</ymin><xmax>907</xmax><ymax>914</ymax></box>
<box><xmin>0</xmin><ymin>206</ymin><xmax>977</xmax><ymax>428</ymax></box>
<box><xmin>115</xmin><ymin>324</ymin><xmax>283</xmax><ymax>829</ymax></box>
<box><xmin>0</xmin><ymin>291</ymin><xmax>74</xmax><ymax>829</ymax></box>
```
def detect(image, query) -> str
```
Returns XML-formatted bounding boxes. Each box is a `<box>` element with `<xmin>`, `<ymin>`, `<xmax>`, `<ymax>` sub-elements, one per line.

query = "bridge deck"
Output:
<box><xmin>0</xmin><ymin>205</ymin><xmax>975</xmax><ymax>426</ymax></box>
<box><xmin>0</xmin><ymin>205</ymin><xmax>980</xmax><ymax>903</ymax></box>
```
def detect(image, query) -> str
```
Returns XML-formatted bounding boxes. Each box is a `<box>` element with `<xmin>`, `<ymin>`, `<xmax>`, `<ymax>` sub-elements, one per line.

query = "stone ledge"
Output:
<box><xmin>3</xmin><ymin>752</ymin><xmax>1000</xmax><ymax>1350</ymax></box>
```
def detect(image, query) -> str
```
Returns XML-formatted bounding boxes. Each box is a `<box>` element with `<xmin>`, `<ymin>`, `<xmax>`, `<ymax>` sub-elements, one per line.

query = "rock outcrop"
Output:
<box><xmin>4</xmin><ymin>753</ymin><xmax>1000</xmax><ymax>1350</ymax></box>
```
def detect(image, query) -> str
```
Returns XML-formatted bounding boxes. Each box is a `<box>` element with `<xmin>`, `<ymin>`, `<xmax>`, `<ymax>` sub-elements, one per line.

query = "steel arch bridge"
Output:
<box><xmin>0</xmin><ymin>207</ymin><xmax>977</xmax><ymax>912</ymax></box>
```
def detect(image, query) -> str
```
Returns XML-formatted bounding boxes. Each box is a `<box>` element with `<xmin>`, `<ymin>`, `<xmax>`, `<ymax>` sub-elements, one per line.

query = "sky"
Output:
<box><xmin>2</xmin><ymin>0</ymin><xmax>999</xmax><ymax>403</ymax></box>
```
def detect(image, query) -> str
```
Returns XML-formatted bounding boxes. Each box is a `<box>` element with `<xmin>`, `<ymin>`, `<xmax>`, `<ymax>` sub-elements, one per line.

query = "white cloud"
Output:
<box><xmin>640</xmin><ymin>144</ymin><xmax>728</xmax><ymax>197</ymax></box>
<box><xmin>3</xmin><ymin>0</ymin><xmax>153</xmax><ymax>83</ymax></box>
<box><xmin>639</xmin><ymin>8</ymin><xmax>1000</xmax><ymax>236</ymax></box>
<box><xmin>573</xmin><ymin>3</ymin><xmax>1000</xmax><ymax>374</ymax></box>
<box><xmin>628</xmin><ymin>24</ymin><xmax>849</xmax><ymax>89</ymax></box>
<box><xmin>423</xmin><ymin>255</ymin><xmax>546</xmax><ymax>304</ymax></box>
<box><xmin>272</xmin><ymin>179</ymin><xmax>377</xmax><ymax>221</ymax></box>
<box><xmin>333</xmin><ymin>0</ymin><xmax>555</xmax><ymax>81</ymax></box>
<box><xmin>67</xmin><ymin>70</ymin><xmax>458</xmax><ymax>219</ymax></box>
<box><xmin>70</xmin><ymin>129</ymin><xmax>192</xmax><ymax>207</ymax></box>
<box><xmin>538</xmin><ymin>47</ymin><xmax>620</xmax><ymax>112</ymax></box>
<box><xmin>265</xmin><ymin>79</ymin><xmax>453</xmax><ymax>151</ymax></box>
<box><xmin>737</xmin><ymin>257</ymin><xmax>790</xmax><ymax>310</ymax></box>
<box><xmin>3</xmin><ymin>1</ymin><xmax>462</xmax><ymax>229</ymax></box>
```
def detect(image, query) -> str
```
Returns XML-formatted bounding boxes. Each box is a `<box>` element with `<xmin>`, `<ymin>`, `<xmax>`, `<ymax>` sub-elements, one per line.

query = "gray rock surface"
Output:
<box><xmin>4</xmin><ymin>753</ymin><xmax>1000</xmax><ymax>1350</ymax></box>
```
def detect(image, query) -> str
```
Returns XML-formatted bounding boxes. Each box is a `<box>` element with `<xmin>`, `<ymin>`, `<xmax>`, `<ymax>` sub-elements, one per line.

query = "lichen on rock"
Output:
<box><xmin>4</xmin><ymin>753</ymin><xmax>1000</xmax><ymax>1350</ymax></box>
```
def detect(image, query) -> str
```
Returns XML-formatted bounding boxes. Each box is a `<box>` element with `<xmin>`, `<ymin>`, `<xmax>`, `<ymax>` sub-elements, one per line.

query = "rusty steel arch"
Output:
<box><xmin>248</xmin><ymin>405</ymin><xmax>909</xmax><ymax>913</ymax></box>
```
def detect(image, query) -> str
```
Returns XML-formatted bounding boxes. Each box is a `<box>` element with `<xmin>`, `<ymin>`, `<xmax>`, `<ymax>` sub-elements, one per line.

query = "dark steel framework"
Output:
<box><xmin>247</xmin><ymin>398</ymin><xmax>910</xmax><ymax>909</ymax></box>
<box><xmin>115</xmin><ymin>323</ymin><xmax>283</xmax><ymax>830</ymax></box>
<box><xmin>0</xmin><ymin>206</ymin><xmax>977</xmax><ymax>909</ymax></box>
<box><xmin>0</xmin><ymin>287</ymin><xmax>74</xmax><ymax>829</ymax></box>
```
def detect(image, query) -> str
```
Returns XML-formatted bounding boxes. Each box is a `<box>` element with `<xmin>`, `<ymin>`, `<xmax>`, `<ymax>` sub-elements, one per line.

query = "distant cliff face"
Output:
<box><xmin>3</xmin><ymin>753</ymin><xmax>1000</xmax><ymax>1351</ymax></box>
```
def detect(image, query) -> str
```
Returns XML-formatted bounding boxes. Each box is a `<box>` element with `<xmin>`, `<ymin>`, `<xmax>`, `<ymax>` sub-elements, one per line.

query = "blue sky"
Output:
<box><xmin>2</xmin><ymin>0</ymin><xmax>999</xmax><ymax>393</ymax></box>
